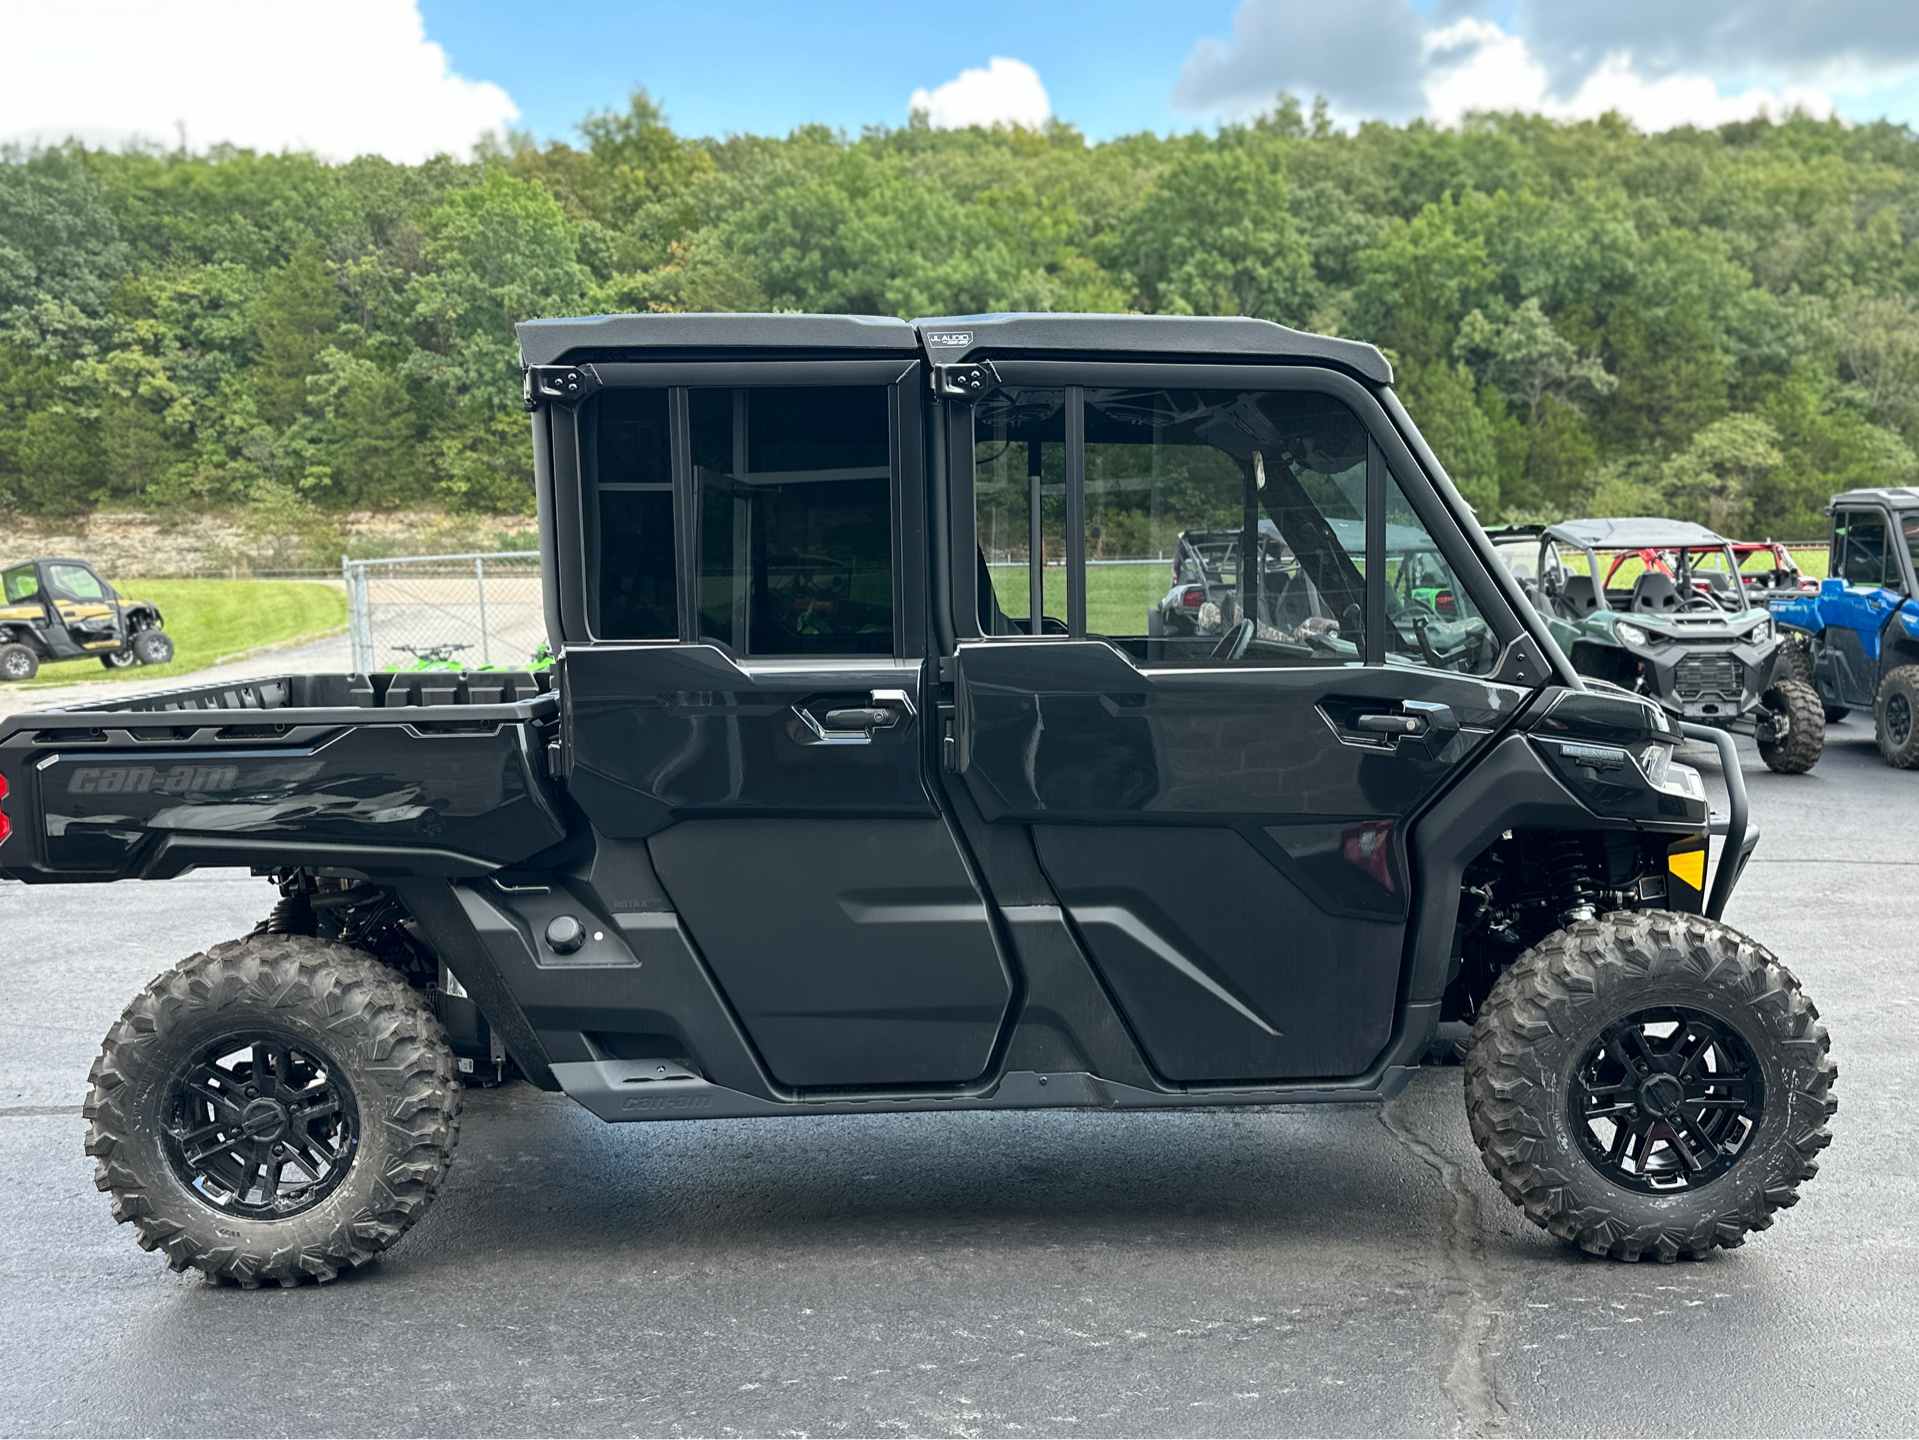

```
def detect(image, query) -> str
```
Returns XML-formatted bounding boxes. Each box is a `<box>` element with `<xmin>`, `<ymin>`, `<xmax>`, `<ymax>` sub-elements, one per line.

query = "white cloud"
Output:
<box><xmin>1420</xmin><ymin>17</ymin><xmax>1835</xmax><ymax>131</ymax></box>
<box><xmin>909</xmin><ymin>57</ymin><xmax>1051</xmax><ymax>131</ymax></box>
<box><xmin>0</xmin><ymin>0</ymin><xmax>518</xmax><ymax>162</ymax></box>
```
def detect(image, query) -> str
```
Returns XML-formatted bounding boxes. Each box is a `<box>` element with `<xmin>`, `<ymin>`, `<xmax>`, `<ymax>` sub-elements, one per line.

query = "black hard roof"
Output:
<box><xmin>1545</xmin><ymin>517</ymin><xmax>1731</xmax><ymax>549</ymax></box>
<box><xmin>516</xmin><ymin>311</ymin><xmax>1391</xmax><ymax>383</ymax></box>
<box><xmin>913</xmin><ymin>313</ymin><xmax>1390</xmax><ymax>383</ymax></box>
<box><xmin>1830</xmin><ymin>486</ymin><xmax>1919</xmax><ymax>511</ymax></box>
<box><xmin>516</xmin><ymin>313</ymin><xmax>918</xmax><ymax>365</ymax></box>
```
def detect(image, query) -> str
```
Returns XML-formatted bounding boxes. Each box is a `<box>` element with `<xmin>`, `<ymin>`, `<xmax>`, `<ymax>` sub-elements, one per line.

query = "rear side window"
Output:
<box><xmin>587</xmin><ymin>388</ymin><xmax>677</xmax><ymax>640</ymax></box>
<box><xmin>3</xmin><ymin>565</ymin><xmax>35</xmax><ymax>602</ymax></box>
<box><xmin>691</xmin><ymin>386</ymin><xmax>895</xmax><ymax>656</ymax></box>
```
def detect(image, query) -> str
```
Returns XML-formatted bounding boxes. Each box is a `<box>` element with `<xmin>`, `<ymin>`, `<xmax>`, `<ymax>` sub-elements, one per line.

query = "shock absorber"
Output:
<box><xmin>1544</xmin><ymin>832</ymin><xmax>1601</xmax><ymax>924</ymax></box>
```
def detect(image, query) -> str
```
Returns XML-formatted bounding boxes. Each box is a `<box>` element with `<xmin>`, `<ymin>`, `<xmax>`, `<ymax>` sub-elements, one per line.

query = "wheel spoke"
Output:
<box><xmin>1671</xmin><ymin>1027</ymin><xmax>1714</xmax><ymax>1076</ymax></box>
<box><xmin>1685</xmin><ymin>1076</ymin><xmax>1753</xmax><ymax>1108</ymax></box>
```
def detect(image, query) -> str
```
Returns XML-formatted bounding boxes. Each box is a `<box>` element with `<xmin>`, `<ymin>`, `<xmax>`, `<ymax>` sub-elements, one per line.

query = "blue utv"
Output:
<box><xmin>1769</xmin><ymin>487</ymin><xmax>1919</xmax><ymax>768</ymax></box>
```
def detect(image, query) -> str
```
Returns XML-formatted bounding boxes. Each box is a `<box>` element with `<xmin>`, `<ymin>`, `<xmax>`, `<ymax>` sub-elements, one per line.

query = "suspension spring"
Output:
<box><xmin>1544</xmin><ymin>832</ymin><xmax>1601</xmax><ymax>924</ymax></box>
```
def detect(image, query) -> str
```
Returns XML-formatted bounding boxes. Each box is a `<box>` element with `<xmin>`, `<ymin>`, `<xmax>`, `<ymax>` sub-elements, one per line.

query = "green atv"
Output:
<box><xmin>0</xmin><ymin>557</ymin><xmax>174</xmax><ymax>682</ymax></box>
<box><xmin>1487</xmin><ymin>519</ymin><xmax>1823</xmax><ymax>774</ymax></box>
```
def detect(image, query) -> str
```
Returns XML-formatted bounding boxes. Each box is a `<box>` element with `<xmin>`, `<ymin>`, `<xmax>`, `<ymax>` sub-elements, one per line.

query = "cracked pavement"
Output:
<box><xmin>1</xmin><ymin>717</ymin><xmax>1914</xmax><ymax>1437</ymax></box>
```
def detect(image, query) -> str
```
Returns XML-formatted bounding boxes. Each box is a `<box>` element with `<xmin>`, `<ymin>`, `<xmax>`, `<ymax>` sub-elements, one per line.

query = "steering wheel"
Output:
<box><xmin>1211</xmin><ymin>617</ymin><xmax>1255</xmax><ymax>661</ymax></box>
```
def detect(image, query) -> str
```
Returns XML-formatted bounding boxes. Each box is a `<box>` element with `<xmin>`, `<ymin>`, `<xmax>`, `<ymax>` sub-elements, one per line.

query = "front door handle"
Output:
<box><xmin>1355</xmin><ymin>712</ymin><xmax>1427</xmax><ymax>736</ymax></box>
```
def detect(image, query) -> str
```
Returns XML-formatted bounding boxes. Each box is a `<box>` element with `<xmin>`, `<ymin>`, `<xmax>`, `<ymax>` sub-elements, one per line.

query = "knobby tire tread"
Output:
<box><xmin>1463</xmin><ymin>911</ymin><xmax>1836</xmax><ymax>1263</ymax></box>
<box><xmin>83</xmin><ymin>934</ymin><xmax>462</xmax><ymax>1287</ymax></box>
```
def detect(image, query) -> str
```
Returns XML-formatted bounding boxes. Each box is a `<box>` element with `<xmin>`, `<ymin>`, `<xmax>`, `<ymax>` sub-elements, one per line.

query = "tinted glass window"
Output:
<box><xmin>1382</xmin><ymin>478</ymin><xmax>1498</xmax><ymax>674</ymax></box>
<box><xmin>1901</xmin><ymin>512</ymin><xmax>1919</xmax><ymax>589</ymax></box>
<box><xmin>3</xmin><ymin>565</ymin><xmax>36</xmax><ymax>602</ymax></box>
<box><xmin>48</xmin><ymin>564</ymin><xmax>107</xmax><ymax>600</ymax></box>
<box><xmin>692</xmin><ymin>387</ymin><xmax>895</xmax><ymax>656</ymax></box>
<box><xmin>587</xmin><ymin>388</ymin><xmax>677</xmax><ymax>639</ymax></box>
<box><xmin>1079</xmin><ymin>387</ymin><xmax>1370</xmax><ymax>665</ymax></box>
<box><xmin>973</xmin><ymin>388</ymin><xmax>1067</xmax><ymax>635</ymax></box>
<box><xmin>1836</xmin><ymin>510</ymin><xmax>1890</xmax><ymax>587</ymax></box>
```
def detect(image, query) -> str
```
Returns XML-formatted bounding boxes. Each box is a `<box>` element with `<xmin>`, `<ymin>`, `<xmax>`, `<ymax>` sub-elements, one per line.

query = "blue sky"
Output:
<box><xmin>416</xmin><ymin>0</ymin><xmax>1246</xmax><ymax>142</ymax></box>
<box><xmin>3</xmin><ymin>1</ymin><xmax>1918</xmax><ymax>163</ymax></box>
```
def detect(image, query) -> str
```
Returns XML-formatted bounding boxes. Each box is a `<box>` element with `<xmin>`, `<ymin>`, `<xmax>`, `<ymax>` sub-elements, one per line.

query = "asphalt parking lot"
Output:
<box><xmin>2</xmin><ymin>718</ymin><xmax>1915</xmax><ymax>1438</ymax></box>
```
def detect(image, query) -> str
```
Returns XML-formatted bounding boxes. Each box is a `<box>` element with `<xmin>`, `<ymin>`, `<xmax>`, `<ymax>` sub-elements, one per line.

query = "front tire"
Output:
<box><xmin>84</xmin><ymin>935</ymin><xmax>462</xmax><ymax>1286</ymax></box>
<box><xmin>1465</xmin><ymin>912</ymin><xmax>1835</xmax><ymax>1262</ymax></box>
<box><xmin>131</xmin><ymin>629</ymin><xmax>174</xmax><ymax>665</ymax></box>
<box><xmin>101</xmin><ymin>650</ymin><xmax>137</xmax><ymax>670</ymax></box>
<box><xmin>1757</xmin><ymin>678</ymin><xmax>1824</xmax><ymax>774</ymax></box>
<box><xmin>1875</xmin><ymin>665</ymin><xmax>1919</xmax><ymax>769</ymax></box>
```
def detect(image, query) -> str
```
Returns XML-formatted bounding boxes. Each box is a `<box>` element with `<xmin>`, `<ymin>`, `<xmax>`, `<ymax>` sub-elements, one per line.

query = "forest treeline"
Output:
<box><xmin>4</xmin><ymin>92</ymin><xmax>1919</xmax><ymax>544</ymax></box>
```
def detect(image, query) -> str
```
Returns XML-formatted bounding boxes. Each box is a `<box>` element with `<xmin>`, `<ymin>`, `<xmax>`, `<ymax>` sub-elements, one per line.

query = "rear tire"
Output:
<box><xmin>0</xmin><ymin>643</ymin><xmax>37</xmax><ymax>681</ymax></box>
<box><xmin>131</xmin><ymin>629</ymin><xmax>174</xmax><ymax>665</ymax></box>
<box><xmin>84</xmin><ymin>935</ymin><xmax>462</xmax><ymax>1286</ymax></box>
<box><xmin>1757</xmin><ymin>678</ymin><xmax>1824</xmax><ymax>774</ymax></box>
<box><xmin>1823</xmin><ymin>706</ymin><xmax>1851</xmax><ymax>723</ymax></box>
<box><xmin>101</xmin><ymin>650</ymin><xmax>137</xmax><ymax>670</ymax></box>
<box><xmin>1465</xmin><ymin>911</ymin><xmax>1836</xmax><ymax>1262</ymax></box>
<box><xmin>1876</xmin><ymin>665</ymin><xmax>1919</xmax><ymax>769</ymax></box>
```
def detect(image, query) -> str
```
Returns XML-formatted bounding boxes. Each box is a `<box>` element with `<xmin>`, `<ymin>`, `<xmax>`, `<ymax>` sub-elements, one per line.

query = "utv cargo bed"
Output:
<box><xmin>0</xmin><ymin>670</ymin><xmax>563</xmax><ymax>882</ymax></box>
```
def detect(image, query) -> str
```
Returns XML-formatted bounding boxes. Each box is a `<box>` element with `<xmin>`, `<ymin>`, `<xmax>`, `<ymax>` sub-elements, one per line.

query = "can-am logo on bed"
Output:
<box><xmin>65</xmin><ymin>765</ymin><xmax>240</xmax><ymax>795</ymax></box>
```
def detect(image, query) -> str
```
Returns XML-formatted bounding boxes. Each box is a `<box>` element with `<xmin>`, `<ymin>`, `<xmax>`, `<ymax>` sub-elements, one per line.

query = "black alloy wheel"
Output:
<box><xmin>163</xmin><ymin>1031</ymin><xmax>360</xmax><ymax>1218</ymax></box>
<box><xmin>1568</xmin><ymin>1006</ymin><xmax>1762</xmax><ymax>1194</ymax></box>
<box><xmin>1887</xmin><ymin>690</ymin><xmax>1913</xmax><ymax>751</ymax></box>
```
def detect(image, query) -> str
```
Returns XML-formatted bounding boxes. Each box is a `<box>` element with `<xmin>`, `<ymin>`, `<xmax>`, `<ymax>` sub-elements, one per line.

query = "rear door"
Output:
<box><xmin>944</xmin><ymin>364</ymin><xmax>1538</xmax><ymax>1084</ymax></box>
<box><xmin>547</xmin><ymin>360</ymin><xmax>1012</xmax><ymax>1091</ymax></box>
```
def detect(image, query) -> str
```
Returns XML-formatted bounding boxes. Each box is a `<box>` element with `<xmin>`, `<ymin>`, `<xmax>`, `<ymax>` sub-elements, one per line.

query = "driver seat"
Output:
<box><xmin>1557</xmin><ymin>574</ymin><xmax>1599</xmax><ymax>617</ymax></box>
<box><xmin>1631</xmin><ymin>571</ymin><xmax>1681</xmax><ymax>614</ymax></box>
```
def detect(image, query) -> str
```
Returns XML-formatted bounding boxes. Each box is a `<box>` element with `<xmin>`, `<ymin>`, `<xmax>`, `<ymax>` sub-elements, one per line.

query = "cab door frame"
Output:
<box><xmin>932</xmin><ymin>360</ymin><xmax>1545</xmax><ymax>1085</ymax></box>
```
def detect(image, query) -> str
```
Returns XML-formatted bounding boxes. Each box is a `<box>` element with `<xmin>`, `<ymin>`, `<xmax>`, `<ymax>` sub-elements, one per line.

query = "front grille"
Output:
<box><xmin>1675</xmin><ymin>653</ymin><xmax>1743</xmax><ymax>699</ymax></box>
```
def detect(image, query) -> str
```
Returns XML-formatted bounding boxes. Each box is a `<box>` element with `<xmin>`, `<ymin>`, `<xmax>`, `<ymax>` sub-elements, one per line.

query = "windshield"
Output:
<box><xmin>2</xmin><ymin>564</ymin><xmax>35</xmax><ymax>603</ymax></box>
<box><xmin>1596</xmin><ymin>545</ymin><xmax>1749</xmax><ymax>613</ymax></box>
<box><xmin>1489</xmin><ymin>535</ymin><xmax>1541</xmax><ymax>581</ymax></box>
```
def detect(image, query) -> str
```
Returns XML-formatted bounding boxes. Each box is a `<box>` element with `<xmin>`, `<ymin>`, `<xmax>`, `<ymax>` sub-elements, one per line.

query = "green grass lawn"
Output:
<box><xmin>987</xmin><ymin>562</ymin><xmax>1171</xmax><ymax>635</ymax></box>
<box><xmin>21</xmin><ymin>579</ymin><xmax>347</xmax><ymax>687</ymax></box>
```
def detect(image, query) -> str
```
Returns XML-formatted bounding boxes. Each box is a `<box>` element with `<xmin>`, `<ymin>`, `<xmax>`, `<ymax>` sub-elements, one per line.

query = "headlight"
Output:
<box><xmin>1638</xmin><ymin>741</ymin><xmax>1673</xmax><ymax>785</ymax></box>
<box><xmin>1752</xmin><ymin>614</ymin><xmax>1773</xmax><ymax>641</ymax></box>
<box><xmin>1616</xmin><ymin>622</ymin><xmax>1649</xmax><ymax>647</ymax></box>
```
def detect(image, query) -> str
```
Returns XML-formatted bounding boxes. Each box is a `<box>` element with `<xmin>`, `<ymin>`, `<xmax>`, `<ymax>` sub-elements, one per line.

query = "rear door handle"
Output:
<box><xmin>822</xmin><ymin>707</ymin><xmax>894</xmax><ymax>730</ymax></box>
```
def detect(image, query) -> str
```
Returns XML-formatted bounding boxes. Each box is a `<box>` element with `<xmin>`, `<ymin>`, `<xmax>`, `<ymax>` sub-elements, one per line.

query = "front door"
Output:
<box><xmin>947</xmin><ymin>368</ymin><xmax>1535</xmax><ymax>1083</ymax></box>
<box><xmin>553</xmin><ymin>367</ymin><xmax>1013</xmax><ymax>1091</ymax></box>
<box><xmin>1825</xmin><ymin>507</ymin><xmax>1905</xmax><ymax>707</ymax></box>
<box><xmin>43</xmin><ymin>561</ymin><xmax>122</xmax><ymax>657</ymax></box>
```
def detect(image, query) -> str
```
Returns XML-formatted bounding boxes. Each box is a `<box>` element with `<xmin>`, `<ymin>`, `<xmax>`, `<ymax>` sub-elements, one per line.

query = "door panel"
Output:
<box><xmin>565</xmin><ymin>646</ymin><xmax>930</xmax><ymax>837</ymax></box>
<box><xmin>649</xmin><ymin>818</ymin><xmax>1013</xmax><ymax>1087</ymax></box>
<box><xmin>956</xmin><ymin>638</ymin><xmax>1528</xmax><ymax>1081</ymax></box>
<box><xmin>1033</xmin><ymin>825</ymin><xmax>1400</xmax><ymax>1080</ymax></box>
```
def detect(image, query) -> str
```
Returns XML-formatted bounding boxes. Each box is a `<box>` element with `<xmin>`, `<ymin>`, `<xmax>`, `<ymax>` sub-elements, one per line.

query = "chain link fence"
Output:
<box><xmin>343</xmin><ymin>552</ymin><xmax>545</xmax><ymax>672</ymax></box>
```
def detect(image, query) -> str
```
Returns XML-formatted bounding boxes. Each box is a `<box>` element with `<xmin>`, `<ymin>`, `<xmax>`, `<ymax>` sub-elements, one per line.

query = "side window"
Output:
<box><xmin>1072</xmin><ymin>387</ymin><xmax>1373</xmax><ymax>665</ymax></box>
<box><xmin>1837</xmin><ymin>510</ymin><xmax>1889</xmax><ymax>587</ymax></box>
<box><xmin>691</xmin><ymin>386</ymin><xmax>895</xmax><ymax>656</ymax></box>
<box><xmin>974</xmin><ymin>388</ymin><xmax>1066</xmax><ymax>635</ymax></box>
<box><xmin>48</xmin><ymin>564</ymin><xmax>106</xmax><ymax>600</ymax></box>
<box><xmin>1382</xmin><ymin>478</ymin><xmax>1499</xmax><ymax>675</ymax></box>
<box><xmin>3</xmin><ymin>565</ymin><xmax>37</xmax><ymax>602</ymax></box>
<box><xmin>586</xmin><ymin>388</ymin><xmax>677</xmax><ymax>639</ymax></box>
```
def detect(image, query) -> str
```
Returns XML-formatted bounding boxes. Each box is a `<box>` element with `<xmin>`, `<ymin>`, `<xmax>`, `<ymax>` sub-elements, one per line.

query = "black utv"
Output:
<box><xmin>0</xmin><ymin>557</ymin><xmax>175</xmax><ymax>681</ymax></box>
<box><xmin>0</xmin><ymin>313</ymin><xmax>1833</xmax><ymax>1287</ymax></box>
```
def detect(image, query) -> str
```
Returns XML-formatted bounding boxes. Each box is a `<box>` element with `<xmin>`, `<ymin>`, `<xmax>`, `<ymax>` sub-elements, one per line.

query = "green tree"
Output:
<box><xmin>251</xmin><ymin>240</ymin><xmax>341</xmax><ymax>426</ymax></box>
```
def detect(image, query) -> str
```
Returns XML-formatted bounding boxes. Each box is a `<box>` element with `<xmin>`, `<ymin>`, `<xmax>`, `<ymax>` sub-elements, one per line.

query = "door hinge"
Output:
<box><xmin>931</xmin><ymin>360</ymin><xmax>999</xmax><ymax>401</ymax></box>
<box><xmin>524</xmin><ymin>363</ymin><xmax>603</xmax><ymax>410</ymax></box>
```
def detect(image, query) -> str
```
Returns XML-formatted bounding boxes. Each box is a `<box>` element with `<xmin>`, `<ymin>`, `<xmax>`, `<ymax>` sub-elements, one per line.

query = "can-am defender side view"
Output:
<box><xmin>0</xmin><ymin>313</ymin><xmax>1834</xmax><ymax>1286</ymax></box>
<box><xmin>1487</xmin><ymin>518</ymin><xmax>1824</xmax><ymax>774</ymax></box>
<box><xmin>0</xmin><ymin>557</ymin><xmax>175</xmax><ymax>681</ymax></box>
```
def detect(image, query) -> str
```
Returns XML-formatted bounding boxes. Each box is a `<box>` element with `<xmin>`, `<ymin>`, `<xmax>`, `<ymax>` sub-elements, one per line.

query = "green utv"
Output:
<box><xmin>1487</xmin><ymin>519</ymin><xmax>1823</xmax><ymax>775</ymax></box>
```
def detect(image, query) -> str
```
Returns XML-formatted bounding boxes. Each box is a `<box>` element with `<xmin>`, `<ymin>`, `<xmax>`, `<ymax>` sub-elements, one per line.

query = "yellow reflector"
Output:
<box><xmin>1669</xmin><ymin>848</ymin><xmax>1706</xmax><ymax>890</ymax></box>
